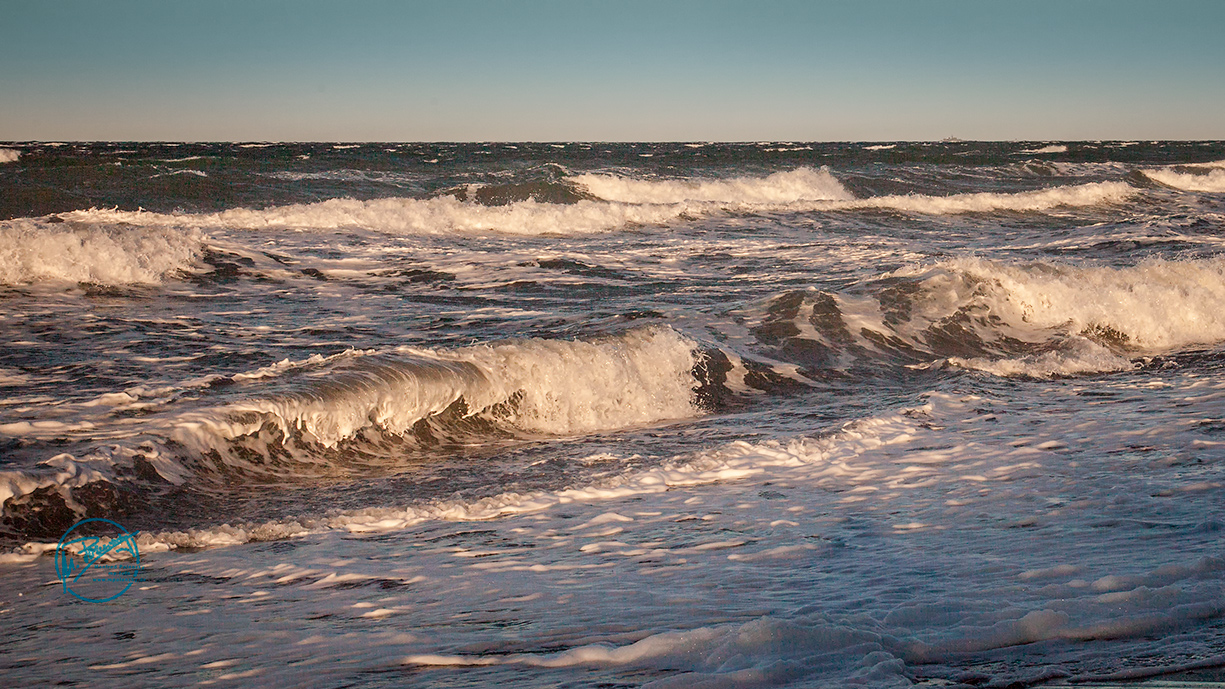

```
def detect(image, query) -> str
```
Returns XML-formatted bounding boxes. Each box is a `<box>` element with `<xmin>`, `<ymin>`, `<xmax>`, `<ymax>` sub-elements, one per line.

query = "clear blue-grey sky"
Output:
<box><xmin>2</xmin><ymin>0</ymin><xmax>1222</xmax><ymax>142</ymax></box>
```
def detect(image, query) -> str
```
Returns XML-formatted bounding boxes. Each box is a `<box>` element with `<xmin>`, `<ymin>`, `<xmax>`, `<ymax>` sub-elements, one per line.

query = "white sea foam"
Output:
<box><xmin>404</xmin><ymin>616</ymin><xmax>906</xmax><ymax>687</ymax></box>
<box><xmin>574</xmin><ymin>167</ymin><xmax>853</xmax><ymax>204</ymax></box>
<box><xmin>0</xmin><ymin>218</ymin><xmax>202</xmax><ymax>285</ymax></box>
<box><xmin>946</xmin><ymin>337</ymin><xmax>1135</xmax><ymax>378</ymax></box>
<box><xmin>1018</xmin><ymin>144</ymin><xmax>1068</xmax><ymax>154</ymax></box>
<box><xmin>864</xmin><ymin>144</ymin><xmax>896</xmax><ymax>151</ymax></box>
<box><xmin>896</xmin><ymin>255</ymin><xmax>1225</xmax><ymax>354</ymax></box>
<box><xmin>834</xmin><ymin>181</ymin><xmax>1135</xmax><ymax>215</ymax></box>
<box><xmin>173</xmin><ymin>326</ymin><xmax>700</xmax><ymax>452</ymax></box>
<box><xmin>578</xmin><ymin>169</ymin><xmax>1132</xmax><ymax>215</ymax></box>
<box><xmin>45</xmin><ymin>170</ymin><xmax>1131</xmax><ymax>241</ymax></box>
<box><xmin>58</xmin><ymin>196</ymin><xmax>692</xmax><ymax>236</ymax></box>
<box><xmin>0</xmin><ymin>148</ymin><xmax>20</xmax><ymax>164</ymax></box>
<box><xmin>1141</xmin><ymin>166</ymin><xmax>1225</xmax><ymax>192</ymax></box>
<box><xmin>150</xmin><ymin>168</ymin><xmax>208</xmax><ymax>179</ymax></box>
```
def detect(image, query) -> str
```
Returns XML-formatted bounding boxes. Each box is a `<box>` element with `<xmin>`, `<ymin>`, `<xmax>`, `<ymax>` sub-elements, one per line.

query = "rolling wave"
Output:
<box><xmin>573</xmin><ymin>167</ymin><xmax>853</xmax><ymax>204</ymax></box>
<box><xmin>0</xmin><ymin>218</ymin><xmax>201</xmax><ymax>285</ymax></box>
<box><xmin>825</xmin><ymin>181</ymin><xmax>1134</xmax><ymax>215</ymax></box>
<box><xmin>37</xmin><ymin>169</ymin><xmax>1136</xmax><ymax>247</ymax></box>
<box><xmin>0</xmin><ymin>327</ymin><xmax>701</xmax><ymax>537</ymax></box>
<box><xmin>57</xmin><ymin>195</ymin><xmax>691</xmax><ymax>236</ymax></box>
<box><xmin>1141</xmin><ymin>165</ymin><xmax>1225</xmax><ymax>192</ymax></box>
<box><xmin>178</xmin><ymin>325</ymin><xmax>700</xmax><ymax>455</ymax></box>
<box><xmin>750</xmin><ymin>256</ymin><xmax>1225</xmax><ymax>378</ymax></box>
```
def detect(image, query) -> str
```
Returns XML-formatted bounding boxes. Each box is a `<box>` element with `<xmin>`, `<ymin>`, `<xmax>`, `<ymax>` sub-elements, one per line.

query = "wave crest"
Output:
<box><xmin>44</xmin><ymin>169</ymin><xmax>1136</xmax><ymax>242</ymax></box>
<box><xmin>929</xmin><ymin>256</ymin><xmax>1225</xmax><ymax>352</ymax></box>
<box><xmin>837</xmin><ymin>181</ymin><xmax>1134</xmax><ymax>215</ymax></box>
<box><xmin>1141</xmin><ymin>167</ymin><xmax>1225</xmax><ymax>193</ymax></box>
<box><xmin>58</xmin><ymin>195</ymin><xmax>689</xmax><ymax>236</ymax></box>
<box><xmin>0</xmin><ymin>218</ymin><xmax>201</xmax><ymax>285</ymax></box>
<box><xmin>175</xmin><ymin>326</ymin><xmax>701</xmax><ymax>454</ymax></box>
<box><xmin>574</xmin><ymin>167</ymin><xmax>853</xmax><ymax>204</ymax></box>
<box><xmin>751</xmin><ymin>256</ymin><xmax>1225</xmax><ymax>379</ymax></box>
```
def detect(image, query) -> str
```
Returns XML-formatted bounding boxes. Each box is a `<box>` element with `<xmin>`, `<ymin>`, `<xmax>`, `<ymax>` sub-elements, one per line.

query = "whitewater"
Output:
<box><xmin>2</xmin><ymin>140</ymin><xmax>1225</xmax><ymax>688</ymax></box>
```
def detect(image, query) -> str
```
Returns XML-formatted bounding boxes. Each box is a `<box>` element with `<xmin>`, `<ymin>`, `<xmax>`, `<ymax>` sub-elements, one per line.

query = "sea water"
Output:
<box><xmin>1</xmin><ymin>141</ymin><xmax>1224</xmax><ymax>686</ymax></box>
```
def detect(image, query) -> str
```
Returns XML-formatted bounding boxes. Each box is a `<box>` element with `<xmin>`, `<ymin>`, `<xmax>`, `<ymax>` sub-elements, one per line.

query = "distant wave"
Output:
<box><xmin>0</xmin><ymin>218</ymin><xmax>201</xmax><ymax>285</ymax></box>
<box><xmin>574</xmin><ymin>167</ymin><xmax>852</xmax><ymax>204</ymax></box>
<box><xmin>1018</xmin><ymin>144</ymin><xmax>1068</xmax><ymax>154</ymax></box>
<box><xmin>44</xmin><ymin>169</ymin><xmax>1136</xmax><ymax>241</ymax></box>
<box><xmin>577</xmin><ymin>169</ymin><xmax>1133</xmax><ymax>215</ymax></box>
<box><xmin>58</xmin><ymin>196</ymin><xmax>692</xmax><ymax>236</ymax></box>
<box><xmin>0</xmin><ymin>148</ymin><xmax>20</xmax><ymax>164</ymax></box>
<box><xmin>828</xmin><ymin>181</ymin><xmax>1134</xmax><ymax>215</ymax></box>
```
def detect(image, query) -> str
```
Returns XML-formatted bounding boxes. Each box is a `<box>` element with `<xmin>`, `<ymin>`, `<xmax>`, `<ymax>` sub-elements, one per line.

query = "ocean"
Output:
<box><xmin>1</xmin><ymin>140</ymin><xmax>1224</xmax><ymax>687</ymax></box>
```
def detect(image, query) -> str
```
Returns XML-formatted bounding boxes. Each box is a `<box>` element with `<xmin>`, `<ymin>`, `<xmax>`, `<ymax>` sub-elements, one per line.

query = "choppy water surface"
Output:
<box><xmin>2</xmin><ymin>141</ymin><xmax>1225</xmax><ymax>687</ymax></box>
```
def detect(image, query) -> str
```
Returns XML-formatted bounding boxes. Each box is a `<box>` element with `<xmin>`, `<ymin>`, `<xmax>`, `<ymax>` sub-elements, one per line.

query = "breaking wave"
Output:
<box><xmin>923</xmin><ymin>256</ymin><xmax>1225</xmax><ymax>351</ymax></box>
<box><xmin>833</xmin><ymin>181</ymin><xmax>1134</xmax><ymax>215</ymax></box>
<box><xmin>44</xmin><ymin>170</ymin><xmax>1135</xmax><ymax>242</ymax></box>
<box><xmin>178</xmin><ymin>325</ymin><xmax>700</xmax><ymax>455</ymax></box>
<box><xmin>0</xmin><ymin>218</ymin><xmax>202</xmax><ymax>285</ymax></box>
<box><xmin>751</xmin><ymin>256</ymin><xmax>1225</xmax><ymax>379</ymax></box>
<box><xmin>59</xmin><ymin>195</ymin><xmax>691</xmax><ymax>236</ymax></box>
<box><xmin>1018</xmin><ymin>144</ymin><xmax>1068</xmax><ymax>154</ymax></box>
<box><xmin>1141</xmin><ymin>165</ymin><xmax>1225</xmax><ymax>193</ymax></box>
<box><xmin>574</xmin><ymin>167</ymin><xmax>853</xmax><ymax>204</ymax></box>
<box><xmin>0</xmin><ymin>148</ymin><xmax>20</xmax><ymax>164</ymax></box>
<box><xmin>0</xmin><ymin>327</ymin><xmax>702</xmax><ymax>537</ymax></box>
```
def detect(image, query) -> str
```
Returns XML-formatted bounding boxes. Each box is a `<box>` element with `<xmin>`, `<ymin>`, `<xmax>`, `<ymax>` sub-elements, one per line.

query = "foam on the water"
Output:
<box><xmin>754</xmin><ymin>255</ymin><xmax>1225</xmax><ymax>378</ymax></box>
<box><xmin>1141</xmin><ymin>166</ymin><xmax>1225</xmax><ymax>192</ymax></box>
<box><xmin>574</xmin><ymin>167</ymin><xmax>853</xmax><ymax>204</ymax></box>
<box><xmin>1018</xmin><ymin>144</ymin><xmax>1069</xmax><ymax>154</ymax></box>
<box><xmin>832</xmin><ymin>181</ymin><xmax>1134</xmax><ymax>214</ymax></box>
<box><xmin>58</xmin><ymin>196</ymin><xmax>692</xmax><ymax>236</ymax></box>
<box><xmin>0</xmin><ymin>148</ymin><xmax>20</xmax><ymax>164</ymax></box>
<box><xmin>578</xmin><ymin>169</ymin><xmax>1134</xmax><ymax>215</ymax></box>
<box><xmin>42</xmin><ymin>172</ymin><xmax>1136</xmax><ymax>245</ymax></box>
<box><xmin>924</xmin><ymin>256</ymin><xmax>1225</xmax><ymax>352</ymax></box>
<box><xmin>945</xmin><ymin>337</ymin><xmax>1135</xmax><ymax>378</ymax></box>
<box><xmin>178</xmin><ymin>325</ymin><xmax>699</xmax><ymax>452</ymax></box>
<box><xmin>0</xmin><ymin>218</ymin><xmax>202</xmax><ymax>285</ymax></box>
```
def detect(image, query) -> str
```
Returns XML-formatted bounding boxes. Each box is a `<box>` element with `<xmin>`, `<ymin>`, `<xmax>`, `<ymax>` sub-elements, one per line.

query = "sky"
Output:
<box><xmin>1</xmin><ymin>0</ymin><xmax>1223</xmax><ymax>142</ymax></box>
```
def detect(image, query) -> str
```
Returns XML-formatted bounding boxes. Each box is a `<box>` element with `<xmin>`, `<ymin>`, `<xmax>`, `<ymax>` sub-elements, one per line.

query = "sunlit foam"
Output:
<box><xmin>1141</xmin><ymin>166</ymin><xmax>1225</xmax><ymax>193</ymax></box>
<box><xmin>574</xmin><ymin>167</ymin><xmax>853</xmax><ymax>204</ymax></box>
<box><xmin>0</xmin><ymin>218</ymin><xmax>201</xmax><ymax>285</ymax></box>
